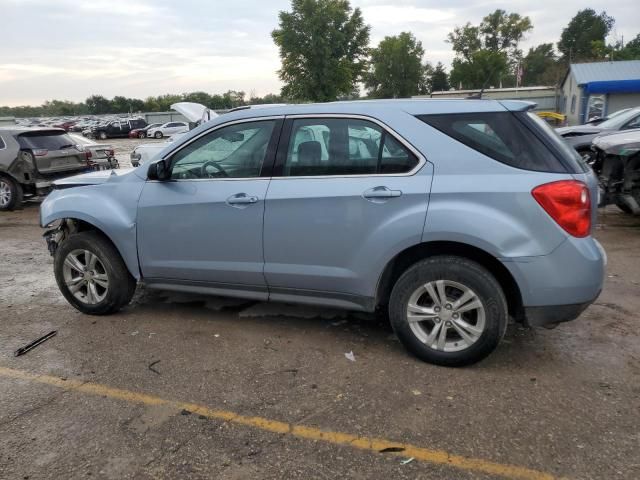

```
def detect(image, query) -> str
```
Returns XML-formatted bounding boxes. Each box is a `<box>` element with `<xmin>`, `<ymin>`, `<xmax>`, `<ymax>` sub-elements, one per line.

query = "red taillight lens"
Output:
<box><xmin>85</xmin><ymin>149</ymin><xmax>92</xmax><ymax>161</ymax></box>
<box><xmin>532</xmin><ymin>180</ymin><xmax>591</xmax><ymax>237</ymax></box>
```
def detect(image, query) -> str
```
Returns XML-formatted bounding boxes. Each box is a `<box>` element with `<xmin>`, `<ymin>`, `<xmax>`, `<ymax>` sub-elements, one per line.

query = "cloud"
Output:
<box><xmin>0</xmin><ymin>0</ymin><xmax>638</xmax><ymax>105</ymax></box>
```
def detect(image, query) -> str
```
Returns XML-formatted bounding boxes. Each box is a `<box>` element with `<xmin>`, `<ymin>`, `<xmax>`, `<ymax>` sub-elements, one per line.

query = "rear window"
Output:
<box><xmin>418</xmin><ymin>112</ymin><xmax>567</xmax><ymax>173</ymax></box>
<box><xmin>17</xmin><ymin>131</ymin><xmax>76</xmax><ymax>151</ymax></box>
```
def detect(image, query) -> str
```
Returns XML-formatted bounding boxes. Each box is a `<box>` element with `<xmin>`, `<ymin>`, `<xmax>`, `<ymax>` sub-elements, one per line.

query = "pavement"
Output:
<box><xmin>1</xmin><ymin>198</ymin><xmax>639</xmax><ymax>480</ymax></box>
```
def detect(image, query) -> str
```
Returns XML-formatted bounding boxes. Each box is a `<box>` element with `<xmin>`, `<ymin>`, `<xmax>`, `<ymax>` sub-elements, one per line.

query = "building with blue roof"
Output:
<box><xmin>560</xmin><ymin>60</ymin><xmax>640</xmax><ymax>125</ymax></box>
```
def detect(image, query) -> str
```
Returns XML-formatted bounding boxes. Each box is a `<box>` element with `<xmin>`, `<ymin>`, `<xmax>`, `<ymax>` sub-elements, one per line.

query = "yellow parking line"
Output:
<box><xmin>0</xmin><ymin>366</ymin><xmax>560</xmax><ymax>480</ymax></box>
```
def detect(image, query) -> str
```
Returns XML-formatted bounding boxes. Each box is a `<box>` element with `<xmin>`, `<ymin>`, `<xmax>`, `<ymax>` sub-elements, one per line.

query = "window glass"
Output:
<box><xmin>587</xmin><ymin>95</ymin><xmax>605</xmax><ymax>121</ymax></box>
<box><xmin>170</xmin><ymin>120</ymin><xmax>275</xmax><ymax>179</ymax></box>
<box><xmin>418</xmin><ymin>112</ymin><xmax>566</xmax><ymax>172</ymax></box>
<box><xmin>0</xmin><ymin>136</ymin><xmax>5</xmax><ymax>149</ymax></box>
<box><xmin>622</xmin><ymin>114</ymin><xmax>640</xmax><ymax>130</ymax></box>
<box><xmin>17</xmin><ymin>131</ymin><xmax>77</xmax><ymax>150</ymax></box>
<box><xmin>570</xmin><ymin>95</ymin><xmax>576</xmax><ymax>114</ymax></box>
<box><xmin>284</xmin><ymin>118</ymin><xmax>417</xmax><ymax>176</ymax></box>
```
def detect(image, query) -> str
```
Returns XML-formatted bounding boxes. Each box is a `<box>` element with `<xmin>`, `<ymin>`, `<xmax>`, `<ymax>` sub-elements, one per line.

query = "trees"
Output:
<box><xmin>522</xmin><ymin>43</ymin><xmax>562</xmax><ymax>86</ymax></box>
<box><xmin>447</xmin><ymin>9</ymin><xmax>532</xmax><ymax>89</ymax></box>
<box><xmin>365</xmin><ymin>32</ymin><xmax>427</xmax><ymax>98</ymax></box>
<box><xmin>557</xmin><ymin>9</ymin><xmax>614</xmax><ymax>62</ymax></box>
<box><xmin>272</xmin><ymin>0</ymin><xmax>370</xmax><ymax>102</ymax></box>
<box><xmin>429</xmin><ymin>62</ymin><xmax>450</xmax><ymax>92</ymax></box>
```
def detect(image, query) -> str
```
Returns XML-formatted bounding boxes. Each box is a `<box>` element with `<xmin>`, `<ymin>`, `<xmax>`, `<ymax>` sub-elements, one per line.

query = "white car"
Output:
<box><xmin>146</xmin><ymin>121</ymin><xmax>189</xmax><ymax>139</ymax></box>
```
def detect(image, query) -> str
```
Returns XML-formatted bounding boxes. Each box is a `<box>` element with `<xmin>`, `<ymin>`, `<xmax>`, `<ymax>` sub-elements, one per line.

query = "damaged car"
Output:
<box><xmin>591</xmin><ymin>129</ymin><xmax>640</xmax><ymax>214</ymax></box>
<box><xmin>0</xmin><ymin>127</ymin><xmax>93</xmax><ymax>211</ymax></box>
<box><xmin>40</xmin><ymin>100</ymin><xmax>605</xmax><ymax>367</ymax></box>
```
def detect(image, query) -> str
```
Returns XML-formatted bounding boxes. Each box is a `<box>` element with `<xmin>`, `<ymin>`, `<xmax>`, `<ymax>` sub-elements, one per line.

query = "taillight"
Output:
<box><xmin>532</xmin><ymin>180</ymin><xmax>591</xmax><ymax>237</ymax></box>
<box><xmin>85</xmin><ymin>149</ymin><xmax>92</xmax><ymax>161</ymax></box>
<box><xmin>33</xmin><ymin>149</ymin><xmax>48</xmax><ymax>156</ymax></box>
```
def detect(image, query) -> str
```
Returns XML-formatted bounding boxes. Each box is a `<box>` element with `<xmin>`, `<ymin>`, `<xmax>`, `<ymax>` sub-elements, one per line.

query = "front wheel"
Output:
<box><xmin>138</xmin><ymin>132</ymin><xmax>146</xmax><ymax>138</ymax></box>
<box><xmin>154</xmin><ymin>131</ymin><xmax>163</xmax><ymax>139</ymax></box>
<box><xmin>389</xmin><ymin>256</ymin><xmax>508</xmax><ymax>367</ymax></box>
<box><xmin>54</xmin><ymin>231</ymin><xmax>136</xmax><ymax>315</ymax></box>
<box><xmin>98</xmin><ymin>131</ymin><xmax>108</xmax><ymax>140</ymax></box>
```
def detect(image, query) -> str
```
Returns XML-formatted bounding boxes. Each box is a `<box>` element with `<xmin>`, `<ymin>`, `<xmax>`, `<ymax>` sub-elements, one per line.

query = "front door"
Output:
<box><xmin>263</xmin><ymin>116</ymin><xmax>431</xmax><ymax>304</ymax></box>
<box><xmin>137</xmin><ymin>118</ymin><xmax>282</xmax><ymax>293</ymax></box>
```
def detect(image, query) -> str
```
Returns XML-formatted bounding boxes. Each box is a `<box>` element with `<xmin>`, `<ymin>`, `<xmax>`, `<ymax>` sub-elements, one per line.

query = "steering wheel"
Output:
<box><xmin>200</xmin><ymin>160</ymin><xmax>229</xmax><ymax>178</ymax></box>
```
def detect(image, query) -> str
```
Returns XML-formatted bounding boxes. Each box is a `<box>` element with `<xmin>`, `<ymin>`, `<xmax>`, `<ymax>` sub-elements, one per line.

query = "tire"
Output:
<box><xmin>54</xmin><ymin>231</ymin><xmax>136</xmax><ymax>315</ymax></box>
<box><xmin>0</xmin><ymin>175</ymin><xmax>23</xmax><ymax>211</ymax></box>
<box><xmin>389</xmin><ymin>255</ymin><xmax>508</xmax><ymax>367</ymax></box>
<box><xmin>154</xmin><ymin>131</ymin><xmax>163</xmax><ymax>139</ymax></box>
<box><xmin>138</xmin><ymin>132</ymin><xmax>146</xmax><ymax>139</ymax></box>
<box><xmin>98</xmin><ymin>131</ymin><xmax>108</xmax><ymax>140</ymax></box>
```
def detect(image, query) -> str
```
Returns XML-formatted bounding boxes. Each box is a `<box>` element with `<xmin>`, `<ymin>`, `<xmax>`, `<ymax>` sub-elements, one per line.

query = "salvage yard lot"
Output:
<box><xmin>1</xmin><ymin>205</ymin><xmax>639</xmax><ymax>479</ymax></box>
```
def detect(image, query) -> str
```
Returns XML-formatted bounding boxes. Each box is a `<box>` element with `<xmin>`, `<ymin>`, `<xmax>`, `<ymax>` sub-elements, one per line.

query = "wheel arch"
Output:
<box><xmin>49</xmin><ymin>215</ymin><xmax>140</xmax><ymax>280</ymax></box>
<box><xmin>375</xmin><ymin>241</ymin><xmax>524</xmax><ymax>320</ymax></box>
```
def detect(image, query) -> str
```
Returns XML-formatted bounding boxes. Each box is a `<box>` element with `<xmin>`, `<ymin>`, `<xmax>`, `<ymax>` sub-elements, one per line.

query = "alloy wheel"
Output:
<box><xmin>0</xmin><ymin>180</ymin><xmax>11</xmax><ymax>207</ymax></box>
<box><xmin>406</xmin><ymin>280</ymin><xmax>485</xmax><ymax>352</ymax></box>
<box><xmin>62</xmin><ymin>249</ymin><xmax>109</xmax><ymax>305</ymax></box>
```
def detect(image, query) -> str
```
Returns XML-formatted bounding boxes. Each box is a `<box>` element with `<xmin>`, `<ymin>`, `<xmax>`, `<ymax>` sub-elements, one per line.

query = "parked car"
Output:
<box><xmin>129</xmin><ymin>123</ymin><xmax>162</xmax><ymax>139</ymax></box>
<box><xmin>590</xmin><ymin>129</ymin><xmax>640</xmax><ymax>214</ymax></box>
<box><xmin>147</xmin><ymin>121</ymin><xmax>189</xmax><ymax>139</ymax></box>
<box><xmin>556</xmin><ymin>106</ymin><xmax>640</xmax><ymax>159</ymax></box>
<box><xmin>40</xmin><ymin>100</ymin><xmax>605</xmax><ymax>366</ymax></box>
<box><xmin>584</xmin><ymin>108</ymin><xmax>631</xmax><ymax>126</ymax></box>
<box><xmin>90</xmin><ymin>118</ymin><xmax>147</xmax><ymax>140</ymax></box>
<box><xmin>69</xmin><ymin>134</ymin><xmax>119</xmax><ymax>170</ymax></box>
<box><xmin>0</xmin><ymin>127</ymin><xmax>92</xmax><ymax>210</ymax></box>
<box><xmin>130</xmin><ymin>134</ymin><xmax>185</xmax><ymax>167</ymax></box>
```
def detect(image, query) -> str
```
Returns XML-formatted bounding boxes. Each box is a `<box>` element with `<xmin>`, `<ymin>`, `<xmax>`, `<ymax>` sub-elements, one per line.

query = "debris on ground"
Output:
<box><xmin>148</xmin><ymin>360</ymin><xmax>161</xmax><ymax>375</ymax></box>
<box><xmin>379</xmin><ymin>447</ymin><xmax>405</xmax><ymax>453</ymax></box>
<box><xmin>14</xmin><ymin>331</ymin><xmax>57</xmax><ymax>357</ymax></box>
<box><xmin>400</xmin><ymin>457</ymin><xmax>415</xmax><ymax>465</ymax></box>
<box><xmin>411</xmin><ymin>389</ymin><xmax>422</xmax><ymax>396</ymax></box>
<box><xmin>344</xmin><ymin>351</ymin><xmax>356</xmax><ymax>362</ymax></box>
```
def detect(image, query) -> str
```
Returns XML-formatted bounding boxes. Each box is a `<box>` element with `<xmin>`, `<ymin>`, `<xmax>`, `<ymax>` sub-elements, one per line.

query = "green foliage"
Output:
<box><xmin>557</xmin><ymin>9</ymin><xmax>614</xmax><ymax>62</ymax></box>
<box><xmin>447</xmin><ymin>9</ymin><xmax>532</xmax><ymax>89</ymax></box>
<box><xmin>0</xmin><ymin>90</ymin><xmax>287</xmax><ymax>118</ymax></box>
<box><xmin>272</xmin><ymin>0</ymin><xmax>370</xmax><ymax>101</ymax></box>
<box><xmin>523</xmin><ymin>43</ymin><xmax>562</xmax><ymax>86</ymax></box>
<box><xmin>365</xmin><ymin>32</ymin><xmax>427</xmax><ymax>98</ymax></box>
<box><xmin>429</xmin><ymin>62</ymin><xmax>450</xmax><ymax>92</ymax></box>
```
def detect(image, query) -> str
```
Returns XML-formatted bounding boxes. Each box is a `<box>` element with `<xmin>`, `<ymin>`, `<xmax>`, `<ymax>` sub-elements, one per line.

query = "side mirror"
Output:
<box><xmin>147</xmin><ymin>159</ymin><xmax>170</xmax><ymax>181</ymax></box>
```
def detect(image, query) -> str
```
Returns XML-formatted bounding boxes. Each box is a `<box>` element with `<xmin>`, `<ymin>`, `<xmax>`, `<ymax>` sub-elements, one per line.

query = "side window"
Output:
<box><xmin>170</xmin><ymin>120</ymin><xmax>275</xmax><ymax>180</ymax></box>
<box><xmin>283</xmin><ymin>118</ymin><xmax>417</xmax><ymax>176</ymax></box>
<box><xmin>418</xmin><ymin>112</ymin><xmax>566</xmax><ymax>172</ymax></box>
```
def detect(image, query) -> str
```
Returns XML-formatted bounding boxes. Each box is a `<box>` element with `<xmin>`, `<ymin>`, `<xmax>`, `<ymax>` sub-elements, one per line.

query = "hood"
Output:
<box><xmin>170</xmin><ymin>102</ymin><xmax>218</xmax><ymax>123</ymax></box>
<box><xmin>592</xmin><ymin>129</ymin><xmax>640</xmax><ymax>156</ymax></box>
<box><xmin>556</xmin><ymin>125</ymin><xmax>604</xmax><ymax>136</ymax></box>
<box><xmin>52</xmin><ymin>168</ymin><xmax>136</xmax><ymax>188</ymax></box>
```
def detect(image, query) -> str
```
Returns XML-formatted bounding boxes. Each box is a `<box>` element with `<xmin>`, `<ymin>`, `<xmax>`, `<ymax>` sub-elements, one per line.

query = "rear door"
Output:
<box><xmin>262</xmin><ymin>115</ymin><xmax>431</xmax><ymax>305</ymax></box>
<box><xmin>17</xmin><ymin>131</ymin><xmax>87</xmax><ymax>174</ymax></box>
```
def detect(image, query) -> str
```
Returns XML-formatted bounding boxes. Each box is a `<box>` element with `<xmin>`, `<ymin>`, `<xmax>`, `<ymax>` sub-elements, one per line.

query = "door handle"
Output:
<box><xmin>363</xmin><ymin>186</ymin><xmax>402</xmax><ymax>200</ymax></box>
<box><xmin>226</xmin><ymin>193</ymin><xmax>258</xmax><ymax>206</ymax></box>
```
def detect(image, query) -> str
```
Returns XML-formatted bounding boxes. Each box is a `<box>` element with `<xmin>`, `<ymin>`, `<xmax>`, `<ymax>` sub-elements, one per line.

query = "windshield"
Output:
<box><xmin>599</xmin><ymin>108</ymin><xmax>640</xmax><ymax>129</ymax></box>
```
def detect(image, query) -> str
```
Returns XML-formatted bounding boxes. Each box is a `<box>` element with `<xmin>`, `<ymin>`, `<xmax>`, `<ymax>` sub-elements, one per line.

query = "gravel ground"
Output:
<box><xmin>0</xmin><ymin>204</ymin><xmax>639</xmax><ymax>480</ymax></box>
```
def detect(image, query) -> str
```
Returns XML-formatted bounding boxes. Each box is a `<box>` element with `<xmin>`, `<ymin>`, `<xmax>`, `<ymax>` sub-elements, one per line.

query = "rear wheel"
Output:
<box><xmin>389</xmin><ymin>256</ymin><xmax>507</xmax><ymax>367</ymax></box>
<box><xmin>0</xmin><ymin>176</ymin><xmax>23</xmax><ymax>211</ymax></box>
<box><xmin>54</xmin><ymin>231</ymin><xmax>136</xmax><ymax>315</ymax></box>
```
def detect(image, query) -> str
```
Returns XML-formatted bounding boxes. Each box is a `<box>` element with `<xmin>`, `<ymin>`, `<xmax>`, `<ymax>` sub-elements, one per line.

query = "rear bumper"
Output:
<box><xmin>502</xmin><ymin>237</ymin><xmax>606</xmax><ymax>324</ymax></box>
<box><xmin>524</xmin><ymin>295</ymin><xmax>599</xmax><ymax>327</ymax></box>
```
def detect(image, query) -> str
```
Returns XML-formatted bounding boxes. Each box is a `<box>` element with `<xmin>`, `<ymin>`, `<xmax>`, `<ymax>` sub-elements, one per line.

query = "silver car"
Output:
<box><xmin>0</xmin><ymin>127</ymin><xmax>90</xmax><ymax>210</ymax></box>
<box><xmin>40</xmin><ymin>100</ymin><xmax>605</xmax><ymax>366</ymax></box>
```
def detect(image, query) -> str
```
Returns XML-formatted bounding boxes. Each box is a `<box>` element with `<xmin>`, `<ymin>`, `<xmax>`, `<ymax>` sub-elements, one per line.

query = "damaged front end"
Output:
<box><xmin>43</xmin><ymin>219</ymin><xmax>78</xmax><ymax>256</ymax></box>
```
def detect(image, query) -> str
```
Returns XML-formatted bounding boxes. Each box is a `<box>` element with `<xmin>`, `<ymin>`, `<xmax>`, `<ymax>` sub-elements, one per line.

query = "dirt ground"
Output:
<box><xmin>1</xmin><ymin>190</ymin><xmax>639</xmax><ymax>479</ymax></box>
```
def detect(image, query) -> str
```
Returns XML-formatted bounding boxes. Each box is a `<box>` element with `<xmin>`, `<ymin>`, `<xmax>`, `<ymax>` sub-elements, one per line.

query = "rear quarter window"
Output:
<box><xmin>418</xmin><ymin>112</ymin><xmax>568</xmax><ymax>173</ymax></box>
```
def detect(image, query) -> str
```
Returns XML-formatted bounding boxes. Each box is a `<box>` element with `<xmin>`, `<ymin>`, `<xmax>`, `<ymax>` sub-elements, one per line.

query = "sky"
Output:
<box><xmin>0</xmin><ymin>0</ymin><xmax>638</xmax><ymax>106</ymax></box>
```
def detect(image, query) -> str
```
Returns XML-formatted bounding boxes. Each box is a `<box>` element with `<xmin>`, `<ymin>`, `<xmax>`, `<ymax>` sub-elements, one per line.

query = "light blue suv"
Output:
<box><xmin>41</xmin><ymin>100</ymin><xmax>605</xmax><ymax>366</ymax></box>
